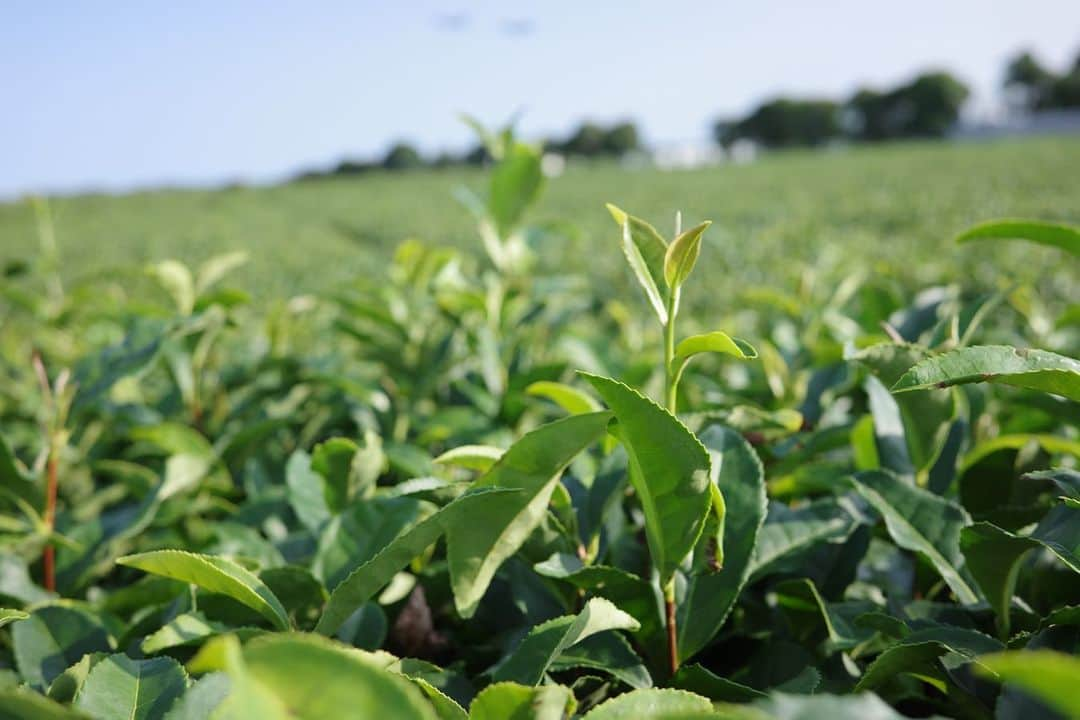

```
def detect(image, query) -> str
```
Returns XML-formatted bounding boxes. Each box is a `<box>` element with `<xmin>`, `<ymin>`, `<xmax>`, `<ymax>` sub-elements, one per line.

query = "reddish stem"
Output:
<box><xmin>43</xmin><ymin>452</ymin><xmax>58</xmax><ymax>592</ymax></box>
<box><xmin>665</xmin><ymin>594</ymin><xmax>678</xmax><ymax>676</ymax></box>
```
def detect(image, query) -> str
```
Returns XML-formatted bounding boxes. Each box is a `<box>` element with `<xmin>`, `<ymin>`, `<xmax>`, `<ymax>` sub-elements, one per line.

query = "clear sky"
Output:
<box><xmin>2</xmin><ymin>1</ymin><xmax>1078</xmax><ymax>197</ymax></box>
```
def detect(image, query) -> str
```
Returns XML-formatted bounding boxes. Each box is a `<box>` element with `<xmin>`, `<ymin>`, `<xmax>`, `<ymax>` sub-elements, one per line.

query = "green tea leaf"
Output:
<box><xmin>582</xmin><ymin>688</ymin><xmax>713</xmax><ymax>719</ymax></box>
<box><xmin>606</xmin><ymin>204</ymin><xmax>669</xmax><ymax>324</ymax></box>
<box><xmin>671</xmin><ymin>332</ymin><xmax>757</xmax><ymax>391</ymax></box>
<box><xmin>447</xmin><ymin>412</ymin><xmax>612</xmax><ymax>617</ymax></box>
<box><xmin>490</xmin><ymin>143</ymin><xmax>544</xmax><ymax>238</ymax></box>
<box><xmin>582</xmin><ymin>374</ymin><xmax>712</xmax><ymax>585</ymax></box>
<box><xmin>679</xmin><ymin>426</ymin><xmax>766</xmax><ymax>661</ymax></box>
<box><xmin>753</xmin><ymin>692</ymin><xmax>910</xmax><ymax>719</ymax></box>
<box><xmin>316</xmin><ymin>488</ymin><xmax>516</xmax><ymax>635</ymax></box>
<box><xmin>75</xmin><ymin>654</ymin><xmax>187</xmax><ymax>720</ymax></box>
<box><xmin>147</xmin><ymin>260</ymin><xmax>195</xmax><ymax>315</ymax></box>
<box><xmin>672</xmin><ymin>664</ymin><xmax>766</xmax><ymax>703</ymax></box>
<box><xmin>956</xmin><ymin>218</ymin><xmax>1080</xmax><ymax>257</ymax></box>
<box><xmin>311</xmin><ymin>438</ymin><xmax>359</xmax><ymax>513</ymax></box>
<box><xmin>855</xmin><ymin>625</ymin><xmax>1002</xmax><ymax>691</ymax></box>
<box><xmin>0</xmin><ymin>608</ymin><xmax>29</xmax><ymax>628</ymax></box>
<box><xmin>433</xmin><ymin>445</ymin><xmax>505</xmax><ymax>472</ymax></box>
<box><xmin>850</xmin><ymin>471</ymin><xmax>980</xmax><ymax>604</ymax></box>
<box><xmin>664</xmin><ymin>221</ymin><xmax>711</xmax><ymax>289</ymax></box>
<box><xmin>0</xmin><ymin>687</ymin><xmax>89</xmax><ymax>719</ymax></box>
<box><xmin>468</xmin><ymin>682</ymin><xmax>575</xmax><ymax>720</ymax></box>
<box><xmin>977</xmin><ymin>650</ymin><xmax>1080</xmax><ymax>719</ymax></box>
<box><xmin>12</xmin><ymin>603</ymin><xmax>113</xmax><ymax>689</ymax></box>
<box><xmin>492</xmin><ymin>597</ymin><xmax>640</xmax><ymax>686</ymax></box>
<box><xmin>162</xmin><ymin>673</ymin><xmax>230</xmax><ymax>720</ymax></box>
<box><xmin>960</xmin><ymin>522</ymin><xmax>1039</xmax><ymax>637</ymax></box>
<box><xmin>525</xmin><ymin>381</ymin><xmax>602</xmax><ymax>415</ymax></box>
<box><xmin>892</xmin><ymin>345</ymin><xmax>1080</xmax><ymax>401</ymax></box>
<box><xmin>117</xmin><ymin>551</ymin><xmax>290</xmax><ymax>631</ymax></box>
<box><xmin>208</xmin><ymin>634</ymin><xmax>438</xmax><ymax>720</ymax></box>
<box><xmin>750</xmin><ymin>498</ymin><xmax>858</xmax><ymax>579</ymax></box>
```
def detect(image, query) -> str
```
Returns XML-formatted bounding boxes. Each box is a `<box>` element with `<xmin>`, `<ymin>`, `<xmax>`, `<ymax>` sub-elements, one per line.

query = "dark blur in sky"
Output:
<box><xmin>2</xmin><ymin>0</ymin><xmax>1078</xmax><ymax>196</ymax></box>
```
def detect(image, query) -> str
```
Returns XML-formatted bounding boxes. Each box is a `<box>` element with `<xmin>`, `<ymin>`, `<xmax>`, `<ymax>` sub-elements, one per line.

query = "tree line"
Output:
<box><xmin>298</xmin><ymin>48</ymin><xmax>1080</xmax><ymax>179</ymax></box>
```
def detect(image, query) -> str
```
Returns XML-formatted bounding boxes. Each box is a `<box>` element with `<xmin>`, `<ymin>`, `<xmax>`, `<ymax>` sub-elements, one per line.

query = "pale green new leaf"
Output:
<box><xmin>433</xmin><ymin>445</ymin><xmax>505</xmax><ymax>472</ymax></box>
<box><xmin>195</xmin><ymin>251</ymin><xmax>248</xmax><ymax>294</ymax></box>
<box><xmin>956</xmin><ymin>218</ymin><xmax>1080</xmax><ymax>257</ymax></box>
<box><xmin>117</xmin><ymin>551</ymin><xmax>289</xmax><ymax>631</ymax></box>
<box><xmin>0</xmin><ymin>688</ymin><xmax>90</xmax><ymax>719</ymax></box>
<box><xmin>892</xmin><ymin>345</ymin><xmax>1080</xmax><ymax>402</ymax></box>
<box><xmin>606</xmin><ymin>203</ymin><xmax>669</xmax><ymax>324</ymax></box>
<box><xmin>75</xmin><ymin>654</ymin><xmax>187</xmax><ymax>720</ymax></box>
<box><xmin>490</xmin><ymin>143</ymin><xmax>543</xmax><ymax>238</ymax></box>
<box><xmin>0</xmin><ymin>608</ymin><xmax>28</xmax><ymax>628</ymax></box>
<box><xmin>447</xmin><ymin>412</ymin><xmax>612</xmax><ymax>617</ymax></box>
<box><xmin>492</xmin><ymin>597</ymin><xmax>640</xmax><ymax>686</ymax></box>
<box><xmin>582</xmin><ymin>374</ymin><xmax>712</xmax><ymax>585</ymax></box>
<box><xmin>315</xmin><ymin>488</ymin><xmax>516</xmax><ymax>635</ymax></box>
<box><xmin>977</xmin><ymin>650</ymin><xmax>1080</xmax><ymax>719</ymax></box>
<box><xmin>468</xmin><ymin>683</ymin><xmax>575</xmax><ymax>720</ymax></box>
<box><xmin>671</xmin><ymin>332</ymin><xmax>757</xmax><ymax>393</ymax></box>
<box><xmin>851</xmin><ymin>471</ymin><xmax>980</xmax><ymax>604</ymax></box>
<box><xmin>664</xmin><ymin>221</ymin><xmax>711</xmax><ymax>289</ymax></box>
<box><xmin>147</xmin><ymin>260</ymin><xmax>195</xmax><ymax>315</ymax></box>
<box><xmin>205</xmin><ymin>634</ymin><xmax>438</xmax><ymax>720</ymax></box>
<box><xmin>525</xmin><ymin>381</ymin><xmax>602</xmax><ymax>415</ymax></box>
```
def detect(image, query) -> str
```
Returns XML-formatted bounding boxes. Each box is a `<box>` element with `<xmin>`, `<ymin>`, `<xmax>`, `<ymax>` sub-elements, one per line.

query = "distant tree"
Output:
<box><xmin>332</xmin><ymin>160</ymin><xmax>376</xmax><ymax>176</ymax></box>
<box><xmin>893</xmin><ymin>71</ymin><xmax>970</xmax><ymax>137</ymax></box>
<box><xmin>558</xmin><ymin>122</ymin><xmax>607</xmax><ymax>156</ymax></box>
<box><xmin>844</xmin><ymin>71</ymin><xmax>969</xmax><ymax>141</ymax></box>
<box><xmin>382</xmin><ymin>142</ymin><xmax>424</xmax><ymax>171</ymax></box>
<box><xmin>1048</xmin><ymin>68</ymin><xmax>1080</xmax><ymax>108</ymax></box>
<box><xmin>716</xmin><ymin>98</ymin><xmax>841</xmax><ymax>148</ymax></box>
<box><xmin>1004</xmin><ymin>51</ymin><xmax>1056</xmax><ymax>110</ymax></box>
<box><xmin>602</xmin><ymin>122</ymin><xmax>640</xmax><ymax>155</ymax></box>
<box><xmin>462</xmin><ymin>143</ymin><xmax>491</xmax><ymax>166</ymax></box>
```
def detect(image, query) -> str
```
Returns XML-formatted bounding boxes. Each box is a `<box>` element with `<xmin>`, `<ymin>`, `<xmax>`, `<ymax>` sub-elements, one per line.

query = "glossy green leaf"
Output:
<box><xmin>468</xmin><ymin>682</ymin><xmax>575</xmax><ymax>720</ymax></box>
<box><xmin>855</xmin><ymin>625</ymin><xmax>1002</xmax><ymax>691</ymax></box>
<box><xmin>447</xmin><ymin>412</ymin><xmax>612</xmax><ymax>617</ymax></box>
<box><xmin>679</xmin><ymin>426</ymin><xmax>767</xmax><ymax>661</ymax></box>
<box><xmin>314</xmin><ymin>496</ymin><xmax>429</xmax><ymax>590</ymax></box>
<box><xmin>750</xmin><ymin>498</ymin><xmax>858</xmax><ymax>579</ymax></box>
<box><xmin>956</xmin><ymin>218</ymin><xmax>1080</xmax><ymax>257</ymax></box>
<box><xmin>12</xmin><ymin>603</ymin><xmax>113</xmax><ymax>689</ymax></box>
<box><xmin>582</xmin><ymin>373</ymin><xmax>712</xmax><ymax>585</ymax></box>
<box><xmin>607</xmin><ymin>204</ymin><xmax>669</xmax><ymax>324</ymax></box>
<box><xmin>162</xmin><ymin>673</ymin><xmax>230</xmax><ymax>720</ymax></box>
<box><xmin>550</xmin><ymin>632</ymin><xmax>652</xmax><ymax>690</ymax></box>
<box><xmin>960</xmin><ymin>522</ymin><xmax>1039</xmax><ymax>637</ymax></box>
<box><xmin>664</xmin><ymin>220</ymin><xmax>711</xmax><ymax>289</ymax></box>
<box><xmin>892</xmin><ymin>345</ymin><xmax>1080</xmax><ymax>401</ymax></box>
<box><xmin>315</xmin><ymin>488</ymin><xmax>516</xmax><ymax>635</ymax></box>
<box><xmin>285</xmin><ymin>450</ymin><xmax>330</xmax><ymax>534</ymax></box>
<box><xmin>492</xmin><ymin>597</ymin><xmax>640</xmax><ymax>686</ymax></box>
<box><xmin>525</xmin><ymin>381</ymin><xmax>602</xmax><ymax>415</ymax></box>
<box><xmin>672</xmin><ymin>664</ymin><xmax>766</xmax><ymax>703</ymax></box>
<box><xmin>851</xmin><ymin>471</ymin><xmax>980</xmax><ymax>604</ymax></box>
<box><xmin>1032</xmin><ymin>503</ymin><xmax>1080</xmax><ymax>573</ymax></box>
<box><xmin>856</xmin><ymin>342</ymin><xmax>955</xmax><ymax>475</ymax></box>
<box><xmin>311</xmin><ymin>438</ymin><xmax>359</xmax><ymax>513</ymax></box>
<box><xmin>977</xmin><ymin>650</ymin><xmax>1080</xmax><ymax>719</ymax></box>
<box><xmin>433</xmin><ymin>445</ymin><xmax>504</xmax><ymax>472</ymax></box>
<box><xmin>74</xmin><ymin>654</ymin><xmax>187</xmax><ymax>720</ymax></box>
<box><xmin>117</xmin><ymin>551</ymin><xmax>290</xmax><ymax>630</ymax></box>
<box><xmin>582</xmin><ymin>688</ymin><xmax>713</xmax><ymax>719</ymax></box>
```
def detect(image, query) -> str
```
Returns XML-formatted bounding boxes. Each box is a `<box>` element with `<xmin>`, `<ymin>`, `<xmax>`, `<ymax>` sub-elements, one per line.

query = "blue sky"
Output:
<box><xmin>2</xmin><ymin>1</ymin><xmax>1078</xmax><ymax>197</ymax></box>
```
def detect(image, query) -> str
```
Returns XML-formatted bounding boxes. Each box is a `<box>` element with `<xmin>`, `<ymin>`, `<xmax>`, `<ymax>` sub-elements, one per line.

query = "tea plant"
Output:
<box><xmin>0</xmin><ymin>128</ymin><xmax>1078</xmax><ymax>718</ymax></box>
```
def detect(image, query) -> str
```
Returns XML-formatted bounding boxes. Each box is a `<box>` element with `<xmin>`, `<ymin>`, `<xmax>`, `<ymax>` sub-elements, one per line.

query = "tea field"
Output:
<box><xmin>0</xmin><ymin>133</ymin><xmax>1078</xmax><ymax>719</ymax></box>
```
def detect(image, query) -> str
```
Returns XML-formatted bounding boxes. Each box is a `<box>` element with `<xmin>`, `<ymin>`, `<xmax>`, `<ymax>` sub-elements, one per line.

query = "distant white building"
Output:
<box><xmin>646</xmin><ymin>140</ymin><xmax>747</xmax><ymax>171</ymax></box>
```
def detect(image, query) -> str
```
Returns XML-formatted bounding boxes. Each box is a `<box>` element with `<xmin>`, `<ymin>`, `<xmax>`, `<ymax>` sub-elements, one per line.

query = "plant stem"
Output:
<box><xmin>661</xmin><ymin>287</ymin><xmax>680</xmax><ymax>675</ymax></box>
<box><xmin>663</xmin><ymin>579</ymin><xmax>678</xmax><ymax>675</ymax></box>
<box><xmin>43</xmin><ymin>448</ymin><xmax>58</xmax><ymax>592</ymax></box>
